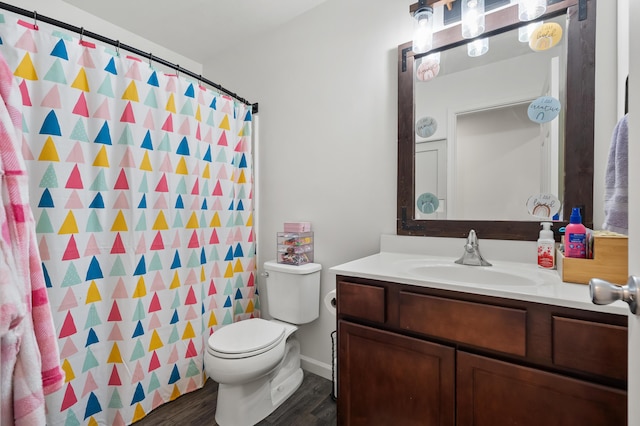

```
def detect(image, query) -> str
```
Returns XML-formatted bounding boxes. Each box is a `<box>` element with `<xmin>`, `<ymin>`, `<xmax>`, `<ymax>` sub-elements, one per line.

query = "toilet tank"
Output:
<box><xmin>263</xmin><ymin>260</ymin><xmax>322</xmax><ymax>324</ymax></box>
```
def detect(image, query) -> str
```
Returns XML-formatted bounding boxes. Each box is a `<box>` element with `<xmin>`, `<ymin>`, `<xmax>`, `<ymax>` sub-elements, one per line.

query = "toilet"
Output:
<box><xmin>204</xmin><ymin>260</ymin><xmax>322</xmax><ymax>426</ymax></box>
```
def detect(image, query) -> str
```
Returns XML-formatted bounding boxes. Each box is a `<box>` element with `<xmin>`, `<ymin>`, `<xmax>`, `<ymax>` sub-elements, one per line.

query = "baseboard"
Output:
<box><xmin>300</xmin><ymin>355</ymin><xmax>332</xmax><ymax>381</ymax></box>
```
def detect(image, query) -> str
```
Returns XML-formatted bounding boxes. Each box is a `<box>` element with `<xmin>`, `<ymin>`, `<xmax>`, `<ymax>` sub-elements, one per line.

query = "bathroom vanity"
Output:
<box><xmin>332</xmin><ymin>252</ymin><xmax>628</xmax><ymax>426</ymax></box>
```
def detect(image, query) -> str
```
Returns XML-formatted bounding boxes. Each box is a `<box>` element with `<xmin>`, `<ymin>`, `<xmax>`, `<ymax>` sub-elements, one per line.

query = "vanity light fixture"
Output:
<box><xmin>518</xmin><ymin>0</ymin><xmax>547</xmax><ymax>21</ymax></box>
<box><xmin>467</xmin><ymin>37</ymin><xmax>489</xmax><ymax>57</ymax></box>
<box><xmin>409</xmin><ymin>0</ymin><xmax>456</xmax><ymax>54</ymax></box>
<box><xmin>412</xmin><ymin>1</ymin><xmax>435</xmax><ymax>54</ymax></box>
<box><xmin>461</xmin><ymin>0</ymin><xmax>485</xmax><ymax>39</ymax></box>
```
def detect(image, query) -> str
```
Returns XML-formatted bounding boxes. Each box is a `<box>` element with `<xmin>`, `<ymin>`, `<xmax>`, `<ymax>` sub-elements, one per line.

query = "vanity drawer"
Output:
<box><xmin>552</xmin><ymin>316</ymin><xmax>627</xmax><ymax>381</ymax></box>
<box><xmin>337</xmin><ymin>281</ymin><xmax>386</xmax><ymax>323</ymax></box>
<box><xmin>399</xmin><ymin>292</ymin><xmax>526</xmax><ymax>356</ymax></box>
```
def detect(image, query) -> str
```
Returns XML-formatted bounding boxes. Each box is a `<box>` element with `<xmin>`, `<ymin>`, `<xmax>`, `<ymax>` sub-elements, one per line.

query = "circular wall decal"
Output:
<box><xmin>526</xmin><ymin>193</ymin><xmax>561</xmax><ymax>219</ymax></box>
<box><xmin>527</xmin><ymin>96</ymin><xmax>561</xmax><ymax>123</ymax></box>
<box><xmin>417</xmin><ymin>192</ymin><xmax>439</xmax><ymax>214</ymax></box>
<box><xmin>529</xmin><ymin>22</ymin><xmax>563</xmax><ymax>52</ymax></box>
<box><xmin>416</xmin><ymin>116</ymin><xmax>438</xmax><ymax>138</ymax></box>
<box><xmin>416</xmin><ymin>57</ymin><xmax>440</xmax><ymax>82</ymax></box>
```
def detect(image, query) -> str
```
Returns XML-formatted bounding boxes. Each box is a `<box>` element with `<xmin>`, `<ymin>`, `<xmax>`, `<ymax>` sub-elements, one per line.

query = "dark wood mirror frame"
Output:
<box><xmin>398</xmin><ymin>0</ymin><xmax>595</xmax><ymax>240</ymax></box>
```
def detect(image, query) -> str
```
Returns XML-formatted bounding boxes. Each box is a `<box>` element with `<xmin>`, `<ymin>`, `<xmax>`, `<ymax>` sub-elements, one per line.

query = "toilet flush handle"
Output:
<box><xmin>261</xmin><ymin>271</ymin><xmax>269</xmax><ymax>278</ymax></box>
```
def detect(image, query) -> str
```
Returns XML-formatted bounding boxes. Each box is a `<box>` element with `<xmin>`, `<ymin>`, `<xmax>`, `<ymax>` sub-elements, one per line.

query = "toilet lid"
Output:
<box><xmin>207</xmin><ymin>318</ymin><xmax>285</xmax><ymax>358</ymax></box>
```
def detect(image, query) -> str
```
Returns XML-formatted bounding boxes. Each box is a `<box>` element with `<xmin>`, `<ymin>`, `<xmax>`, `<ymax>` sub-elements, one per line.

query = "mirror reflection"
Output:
<box><xmin>414</xmin><ymin>15</ymin><xmax>566</xmax><ymax>221</ymax></box>
<box><xmin>398</xmin><ymin>0</ymin><xmax>595</xmax><ymax>240</ymax></box>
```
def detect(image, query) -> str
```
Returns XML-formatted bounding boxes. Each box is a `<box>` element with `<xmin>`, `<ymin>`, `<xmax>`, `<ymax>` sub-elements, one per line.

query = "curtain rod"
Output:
<box><xmin>0</xmin><ymin>1</ymin><xmax>258</xmax><ymax>114</ymax></box>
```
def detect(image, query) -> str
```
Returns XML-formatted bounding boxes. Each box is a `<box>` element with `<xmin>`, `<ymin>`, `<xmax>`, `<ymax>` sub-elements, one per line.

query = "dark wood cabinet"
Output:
<box><xmin>337</xmin><ymin>276</ymin><xmax>628</xmax><ymax>426</ymax></box>
<box><xmin>457</xmin><ymin>351</ymin><xmax>626</xmax><ymax>426</ymax></box>
<box><xmin>338</xmin><ymin>321</ymin><xmax>455</xmax><ymax>426</ymax></box>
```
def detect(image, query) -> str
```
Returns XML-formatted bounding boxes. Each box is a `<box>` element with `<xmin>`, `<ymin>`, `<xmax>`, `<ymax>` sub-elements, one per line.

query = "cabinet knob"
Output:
<box><xmin>590</xmin><ymin>276</ymin><xmax>640</xmax><ymax>314</ymax></box>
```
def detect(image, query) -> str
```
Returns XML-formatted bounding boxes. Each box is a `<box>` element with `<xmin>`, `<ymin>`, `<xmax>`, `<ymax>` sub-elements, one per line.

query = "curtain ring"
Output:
<box><xmin>33</xmin><ymin>10</ymin><xmax>38</xmax><ymax>29</ymax></box>
<box><xmin>79</xmin><ymin>27</ymin><xmax>84</xmax><ymax>43</ymax></box>
<box><xmin>176</xmin><ymin>65</ymin><xmax>180</xmax><ymax>77</ymax></box>
<box><xmin>198</xmin><ymin>74</ymin><xmax>203</xmax><ymax>88</ymax></box>
<box><xmin>116</xmin><ymin>40</ymin><xmax>120</xmax><ymax>56</ymax></box>
<box><xmin>148</xmin><ymin>52</ymin><xmax>153</xmax><ymax>67</ymax></box>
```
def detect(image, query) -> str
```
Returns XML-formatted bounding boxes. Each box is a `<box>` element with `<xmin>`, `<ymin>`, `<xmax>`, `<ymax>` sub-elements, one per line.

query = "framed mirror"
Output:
<box><xmin>397</xmin><ymin>0</ymin><xmax>595</xmax><ymax>240</ymax></box>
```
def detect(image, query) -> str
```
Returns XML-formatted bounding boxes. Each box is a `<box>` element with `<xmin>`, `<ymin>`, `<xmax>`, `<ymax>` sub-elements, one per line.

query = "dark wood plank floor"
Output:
<box><xmin>133</xmin><ymin>371</ymin><xmax>337</xmax><ymax>426</ymax></box>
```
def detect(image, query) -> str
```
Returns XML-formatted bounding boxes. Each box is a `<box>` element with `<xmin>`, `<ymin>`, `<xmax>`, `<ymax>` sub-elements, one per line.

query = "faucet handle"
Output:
<box><xmin>467</xmin><ymin>229</ymin><xmax>478</xmax><ymax>245</ymax></box>
<box><xmin>456</xmin><ymin>229</ymin><xmax>492</xmax><ymax>266</ymax></box>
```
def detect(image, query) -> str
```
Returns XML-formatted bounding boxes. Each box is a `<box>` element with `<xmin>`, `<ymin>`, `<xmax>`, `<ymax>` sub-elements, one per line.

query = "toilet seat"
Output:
<box><xmin>207</xmin><ymin>318</ymin><xmax>286</xmax><ymax>359</ymax></box>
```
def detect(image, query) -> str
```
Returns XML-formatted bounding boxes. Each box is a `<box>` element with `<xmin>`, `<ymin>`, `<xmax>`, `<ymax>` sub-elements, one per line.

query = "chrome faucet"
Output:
<box><xmin>455</xmin><ymin>230</ymin><xmax>492</xmax><ymax>266</ymax></box>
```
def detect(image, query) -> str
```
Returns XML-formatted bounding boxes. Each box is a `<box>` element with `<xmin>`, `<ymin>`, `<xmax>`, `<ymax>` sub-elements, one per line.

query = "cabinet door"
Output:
<box><xmin>338</xmin><ymin>320</ymin><xmax>455</xmax><ymax>426</ymax></box>
<box><xmin>457</xmin><ymin>351</ymin><xmax>627</xmax><ymax>426</ymax></box>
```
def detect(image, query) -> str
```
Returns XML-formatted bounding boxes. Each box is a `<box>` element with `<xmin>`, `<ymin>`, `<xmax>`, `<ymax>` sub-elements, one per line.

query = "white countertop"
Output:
<box><xmin>330</xmin><ymin>251</ymin><xmax>628</xmax><ymax>316</ymax></box>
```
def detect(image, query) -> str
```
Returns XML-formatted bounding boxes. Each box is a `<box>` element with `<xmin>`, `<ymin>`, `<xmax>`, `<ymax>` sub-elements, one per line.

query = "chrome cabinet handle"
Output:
<box><xmin>590</xmin><ymin>276</ymin><xmax>640</xmax><ymax>314</ymax></box>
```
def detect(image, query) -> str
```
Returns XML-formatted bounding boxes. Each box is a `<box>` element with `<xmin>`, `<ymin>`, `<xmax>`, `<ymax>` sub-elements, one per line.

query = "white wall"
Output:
<box><xmin>206</xmin><ymin>0</ymin><xmax>410</xmax><ymax>377</ymax></box>
<box><xmin>205</xmin><ymin>0</ymin><xmax>620</xmax><ymax>378</ymax></box>
<box><xmin>2</xmin><ymin>0</ymin><xmax>202</xmax><ymax>73</ymax></box>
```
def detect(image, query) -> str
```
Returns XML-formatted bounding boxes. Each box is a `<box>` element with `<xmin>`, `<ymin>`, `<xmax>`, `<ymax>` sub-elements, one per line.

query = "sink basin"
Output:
<box><xmin>407</xmin><ymin>264</ymin><xmax>539</xmax><ymax>286</ymax></box>
<box><xmin>394</xmin><ymin>258</ymin><xmax>546</xmax><ymax>287</ymax></box>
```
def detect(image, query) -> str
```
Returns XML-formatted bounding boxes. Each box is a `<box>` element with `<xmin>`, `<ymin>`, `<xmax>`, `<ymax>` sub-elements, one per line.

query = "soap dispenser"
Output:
<box><xmin>537</xmin><ymin>222</ymin><xmax>555</xmax><ymax>269</ymax></box>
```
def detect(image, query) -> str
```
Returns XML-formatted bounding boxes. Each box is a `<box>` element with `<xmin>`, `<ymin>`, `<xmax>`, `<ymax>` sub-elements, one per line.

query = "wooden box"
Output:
<box><xmin>557</xmin><ymin>234</ymin><xmax>628</xmax><ymax>285</ymax></box>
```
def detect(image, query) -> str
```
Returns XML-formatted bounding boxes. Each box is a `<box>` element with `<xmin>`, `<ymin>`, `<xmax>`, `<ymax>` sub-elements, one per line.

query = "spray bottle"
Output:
<box><xmin>565</xmin><ymin>207</ymin><xmax>587</xmax><ymax>258</ymax></box>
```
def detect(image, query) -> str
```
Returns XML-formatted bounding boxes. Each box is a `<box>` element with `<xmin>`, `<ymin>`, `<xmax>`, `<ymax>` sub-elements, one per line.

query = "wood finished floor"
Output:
<box><xmin>133</xmin><ymin>371</ymin><xmax>337</xmax><ymax>426</ymax></box>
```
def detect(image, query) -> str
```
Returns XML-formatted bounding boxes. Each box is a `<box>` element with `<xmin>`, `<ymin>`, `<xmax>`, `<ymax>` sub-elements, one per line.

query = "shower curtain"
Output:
<box><xmin>0</xmin><ymin>13</ymin><xmax>258</xmax><ymax>425</ymax></box>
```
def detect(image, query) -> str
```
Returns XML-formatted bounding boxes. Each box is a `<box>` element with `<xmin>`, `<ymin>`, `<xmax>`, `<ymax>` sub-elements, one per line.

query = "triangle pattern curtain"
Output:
<box><xmin>0</xmin><ymin>13</ymin><xmax>258</xmax><ymax>425</ymax></box>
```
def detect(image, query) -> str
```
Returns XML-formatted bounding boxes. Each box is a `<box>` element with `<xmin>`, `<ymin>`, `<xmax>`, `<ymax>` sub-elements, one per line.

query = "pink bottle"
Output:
<box><xmin>565</xmin><ymin>207</ymin><xmax>587</xmax><ymax>258</ymax></box>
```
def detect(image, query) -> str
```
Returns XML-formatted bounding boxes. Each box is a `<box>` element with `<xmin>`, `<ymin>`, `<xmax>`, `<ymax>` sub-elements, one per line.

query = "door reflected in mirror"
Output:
<box><xmin>414</xmin><ymin>15</ymin><xmax>565</xmax><ymax>221</ymax></box>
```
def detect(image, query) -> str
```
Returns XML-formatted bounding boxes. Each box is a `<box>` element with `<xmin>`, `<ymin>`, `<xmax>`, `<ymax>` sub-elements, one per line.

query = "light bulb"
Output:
<box><xmin>467</xmin><ymin>38</ymin><xmax>489</xmax><ymax>57</ymax></box>
<box><xmin>518</xmin><ymin>21</ymin><xmax>543</xmax><ymax>43</ymax></box>
<box><xmin>413</xmin><ymin>7</ymin><xmax>434</xmax><ymax>54</ymax></box>
<box><xmin>519</xmin><ymin>0</ymin><xmax>546</xmax><ymax>21</ymax></box>
<box><xmin>462</xmin><ymin>0</ymin><xmax>485</xmax><ymax>39</ymax></box>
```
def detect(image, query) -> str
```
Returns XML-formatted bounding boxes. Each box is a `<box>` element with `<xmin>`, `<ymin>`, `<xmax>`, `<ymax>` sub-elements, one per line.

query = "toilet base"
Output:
<box><xmin>215</xmin><ymin>338</ymin><xmax>303</xmax><ymax>426</ymax></box>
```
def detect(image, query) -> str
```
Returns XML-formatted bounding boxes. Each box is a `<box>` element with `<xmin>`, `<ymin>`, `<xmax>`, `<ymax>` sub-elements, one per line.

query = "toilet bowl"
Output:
<box><xmin>205</xmin><ymin>318</ymin><xmax>288</xmax><ymax>384</ymax></box>
<box><xmin>204</xmin><ymin>261</ymin><xmax>322</xmax><ymax>426</ymax></box>
<box><xmin>204</xmin><ymin>318</ymin><xmax>301</xmax><ymax>426</ymax></box>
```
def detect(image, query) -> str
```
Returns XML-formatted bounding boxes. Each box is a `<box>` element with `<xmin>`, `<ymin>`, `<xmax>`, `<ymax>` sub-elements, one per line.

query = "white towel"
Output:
<box><xmin>602</xmin><ymin>114</ymin><xmax>629</xmax><ymax>234</ymax></box>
